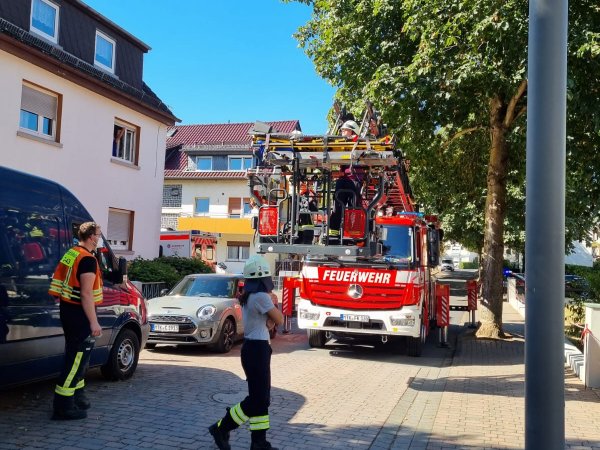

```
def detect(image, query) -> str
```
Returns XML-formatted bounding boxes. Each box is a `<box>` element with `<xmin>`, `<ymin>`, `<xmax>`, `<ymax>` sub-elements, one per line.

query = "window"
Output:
<box><xmin>228</xmin><ymin>156</ymin><xmax>253</xmax><ymax>171</ymax></box>
<box><xmin>162</xmin><ymin>185</ymin><xmax>182</xmax><ymax>207</ymax></box>
<box><xmin>30</xmin><ymin>0</ymin><xmax>59</xmax><ymax>43</ymax></box>
<box><xmin>113</xmin><ymin>121</ymin><xmax>138</xmax><ymax>164</ymax></box>
<box><xmin>19</xmin><ymin>83</ymin><xmax>60</xmax><ymax>141</ymax></box>
<box><xmin>227</xmin><ymin>242</ymin><xmax>250</xmax><ymax>261</ymax></box>
<box><xmin>190</xmin><ymin>156</ymin><xmax>212</xmax><ymax>171</ymax></box>
<box><xmin>107</xmin><ymin>208</ymin><xmax>133</xmax><ymax>251</ymax></box>
<box><xmin>95</xmin><ymin>30</ymin><xmax>116</xmax><ymax>73</ymax></box>
<box><xmin>228</xmin><ymin>197</ymin><xmax>251</xmax><ymax>218</ymax></box>
<box><xmin>194</xmin><ymin>198</ymin><xmax>209</xmax><ymax>216</ymax></box>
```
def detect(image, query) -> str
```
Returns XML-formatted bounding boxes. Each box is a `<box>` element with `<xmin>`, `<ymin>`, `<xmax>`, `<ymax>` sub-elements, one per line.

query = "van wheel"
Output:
<box><xmin>213</xmin><ymin>318</ymin><xmax>235</xmax><ymax>353</ymax></box>
<box><xmin>101</xmin><ymin>329</ymin><xmax>140</xmax><ymax>380</ymax></box>
<box><xmin>307</xmin><ymin>329</ymin><xmax>327</xmax><ymax>348</ymax></box>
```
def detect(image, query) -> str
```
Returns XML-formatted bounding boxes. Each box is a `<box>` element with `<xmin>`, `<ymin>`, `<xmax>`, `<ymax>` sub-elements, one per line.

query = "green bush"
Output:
<box><xmin>459</xmin><ymin>261</ymin><xmax>479</xmax><ymax>269</ymax></box>
<box><xmin>128</xmin><ymin>256</ymin><xmax>213</xmax><ymax>289</ymax></box>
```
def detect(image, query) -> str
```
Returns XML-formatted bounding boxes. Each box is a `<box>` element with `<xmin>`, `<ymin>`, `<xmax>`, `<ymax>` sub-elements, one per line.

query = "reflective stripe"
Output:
<box><xmin>249</xmin><ymin>415</ymin><xmax>270</xmax><ymax>431</ymax></box>
<box><xmin>328</xmin><ymin>229</ymin><xmax>340</xmax><ymax>236</ymax></box>
<box><xmin>229</xmin><ymin>402</ymin><xmax>249</xmax><ymax>425</ymax></box>
<box><xmin>54</xmin><ymin>385</ymin><xmax>75</xmax><ymax>396</ymax></box>
<box><xmin>75</xmin><ymin>380</ymin><xmax>85</xmax><ymax>389</ymax></box>
<box><xmin>56</xmin><ymin>351</ymin><xmax>83</xmax><ymax>395</ymax></box>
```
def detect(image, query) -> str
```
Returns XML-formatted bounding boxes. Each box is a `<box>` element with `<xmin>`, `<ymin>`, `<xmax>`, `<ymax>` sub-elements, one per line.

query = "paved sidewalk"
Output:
<box><xmin>380</xmin><ymin>303</ymin><xmax>600</xmax><ymax>449</ymax></box>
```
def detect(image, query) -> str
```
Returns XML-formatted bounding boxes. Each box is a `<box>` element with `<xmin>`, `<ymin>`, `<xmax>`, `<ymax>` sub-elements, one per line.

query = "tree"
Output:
<box><xmin>287</xmin><ymin>0</ymin><xmax>600</xmax><ymax>337</ymax></box>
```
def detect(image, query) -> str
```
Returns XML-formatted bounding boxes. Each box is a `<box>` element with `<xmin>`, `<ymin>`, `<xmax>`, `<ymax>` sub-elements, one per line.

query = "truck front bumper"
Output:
<box><xmin>296</xmin><ymin>298</ymin><xmax>422</xmax><ymax>338</ymax></box>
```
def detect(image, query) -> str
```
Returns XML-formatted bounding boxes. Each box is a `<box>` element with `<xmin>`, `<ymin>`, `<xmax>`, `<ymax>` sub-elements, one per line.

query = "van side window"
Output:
<box><xmin>0</xmin><ymin>208</ymin><xmax>62</xmax><ymax>306</ymax></box>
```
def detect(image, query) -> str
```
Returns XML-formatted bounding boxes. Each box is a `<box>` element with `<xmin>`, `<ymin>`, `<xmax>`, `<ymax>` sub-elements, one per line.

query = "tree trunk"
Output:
<box><xmin>476</xmin><ymin>96</ymin><xmax>509</xmax><ymax>339</ymax></box>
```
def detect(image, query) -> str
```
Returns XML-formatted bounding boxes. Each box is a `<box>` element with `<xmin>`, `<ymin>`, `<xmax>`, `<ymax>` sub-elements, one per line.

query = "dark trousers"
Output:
<box><xmin>55</xmin><ymin>303</ymin><xmax>93</xmax><ymax>398</ymax></box>
<box><xmin>219</xmin><ymin>339</ymin><xmax>272</xmax><ymax>442</ymax></box>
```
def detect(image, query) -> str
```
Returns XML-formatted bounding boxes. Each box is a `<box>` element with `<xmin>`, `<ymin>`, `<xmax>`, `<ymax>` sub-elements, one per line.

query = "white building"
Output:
<box><xmin>162</xmin><ymin>121</ymin><xmax>301</xmax><ymax>274</ymax></box>
<box><xmin>0</xmin><ymin>0</ymin><xmax>177</xmax><ymax>259</ymax></box>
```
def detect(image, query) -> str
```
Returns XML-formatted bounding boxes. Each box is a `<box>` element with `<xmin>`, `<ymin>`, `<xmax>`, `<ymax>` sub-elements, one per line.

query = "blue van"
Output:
<box><xmin>0</xmin><ymin>166</ymin><xmax>149</xmax><ymax>388</ymax></box>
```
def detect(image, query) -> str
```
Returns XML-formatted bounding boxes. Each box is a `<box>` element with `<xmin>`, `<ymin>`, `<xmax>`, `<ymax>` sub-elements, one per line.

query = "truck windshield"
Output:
<box><xmin>381</xmin><ymin>225</ymin><xmax>413</xmax><ymax>263</ymax></box>
<box><xmin>170</xmin><ymin>276</ymin><xmax>236</xmax><ymax>298</ymax></box>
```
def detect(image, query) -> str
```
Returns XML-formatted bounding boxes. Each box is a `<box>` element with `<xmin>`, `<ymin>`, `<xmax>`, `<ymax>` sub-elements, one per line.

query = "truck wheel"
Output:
<box><xmin>307</xmin><ymin>329</ymin><xmax>327</xmax><ymax>348</ymax></box>
<box><xmin>213</xmin><ymin>318</ymin><xmax>235</xmax><ymax>353</ymax></box>
<box><xmin>407</xmin><ymin>316</ymin><xmax>426</xmax><ymax>357</ymax></box>
<box><xmin>101</xmin><ymin>328</ymin><xmax>140</xmax><ymax>380</ymax></box>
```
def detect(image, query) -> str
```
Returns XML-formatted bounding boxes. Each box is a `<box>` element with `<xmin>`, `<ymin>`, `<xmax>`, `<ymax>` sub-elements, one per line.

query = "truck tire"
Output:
<box><xmin>407</xmin><ymin>315</ymin><xmax>426</xmax><ymax>357</ymax></box>
<box><xmin>307</xmin><ymin>329</ymin><xmax>327</xmax><ymax>348</ymax></box>
<box><xmin>101</xmin><ymin>328</ymin><xmax>140</xmax><ymax>380</ymax></box>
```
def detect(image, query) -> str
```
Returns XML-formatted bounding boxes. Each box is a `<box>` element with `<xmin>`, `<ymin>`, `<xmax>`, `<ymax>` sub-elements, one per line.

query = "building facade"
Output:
<box><xmin>0</xmin><ymin>0</ymin><xmax>177</xmax><ymax>259</ymax></box>
<box><xmin>163</xmin><ymin>121</ymin><xmax>300</xmax><ymax>273</ymax></box>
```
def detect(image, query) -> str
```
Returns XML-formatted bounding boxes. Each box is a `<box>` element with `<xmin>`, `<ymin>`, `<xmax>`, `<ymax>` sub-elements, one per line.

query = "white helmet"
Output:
<box><xmin>341</xmin><ymin>120</ymin><xmax>360</xmax><ymax>135</ymax></box>
<box><xmin>243</xmin><ymin>255</ymin><xmax>272</xmax><ymax>279</ymax></box>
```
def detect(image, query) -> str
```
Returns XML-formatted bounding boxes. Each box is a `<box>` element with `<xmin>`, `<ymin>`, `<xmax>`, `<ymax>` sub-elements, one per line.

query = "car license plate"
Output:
<box><xmin>340</xmin><ymin>314</ymin><xmax>369</xmax><ymax>322</ymax></box>
<box><xmin>151</xmin><ymin>324</ymin><xmax>179</xmax><ymax>332</ymax></box>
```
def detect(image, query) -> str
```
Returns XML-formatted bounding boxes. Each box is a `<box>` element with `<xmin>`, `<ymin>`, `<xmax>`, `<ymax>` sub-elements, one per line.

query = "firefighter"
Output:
<box><xmin>340</xmin><ymin>120</ymin><xmax>360</xmax><ymax>141</ymax></box>
<box><xmin>209</xmin><ymin>255</ymin><xmax>284</xmax><ymax>450</ymax></box>
<box><xmin>48</xmin><ymin>222</ymin><xmax>103</xmax><ymax>420</ymax></box>
<box><xmin>296</xmin><ymin>181</ymin><xmax>318</xmax><ymax>245</ymax></box>
<box><xmin>328</xmin><ymin>165</ymin><xmax>362</xmax><ymax>244</ymax></box>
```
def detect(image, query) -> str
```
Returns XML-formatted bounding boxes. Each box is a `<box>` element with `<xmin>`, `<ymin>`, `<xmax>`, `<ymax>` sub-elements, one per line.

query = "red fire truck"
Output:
<box><xmin>247</xmin><ymin>120</ymin><xmax>442</xmax><ymax>356</ymax></box>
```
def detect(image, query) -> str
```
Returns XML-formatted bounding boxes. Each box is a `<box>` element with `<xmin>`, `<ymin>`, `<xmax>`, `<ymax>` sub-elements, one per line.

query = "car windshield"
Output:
<box><xmin>442</xmin><ymin>259</ymin><xmax>453</xmax><ymax>265</ymax></box>
<box><xmin>169</xmin><ymin>276</ymin><xmax>236</xmax><ymax>298</ymax></box>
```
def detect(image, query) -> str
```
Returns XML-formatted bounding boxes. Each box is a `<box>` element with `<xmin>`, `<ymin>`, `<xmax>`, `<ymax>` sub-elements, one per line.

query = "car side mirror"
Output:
<box><xmin>160</xmin><ymin>288</ymin><xmax>169</xmax><ymax>296</ymax></box>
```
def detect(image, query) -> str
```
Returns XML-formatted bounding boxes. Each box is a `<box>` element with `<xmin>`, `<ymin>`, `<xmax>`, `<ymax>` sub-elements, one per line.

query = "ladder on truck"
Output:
<box><xmin>248</xmin><ymin>131</ymin><xmax>416</xmax><ymax>258</ymax></box>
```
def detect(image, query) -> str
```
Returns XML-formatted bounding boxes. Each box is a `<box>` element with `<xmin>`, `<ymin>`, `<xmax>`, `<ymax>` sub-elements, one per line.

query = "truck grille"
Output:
<box><xmin>308</xmin><ymin>282</ymin><xmax>414</xmax><ymax>310</ymax></box>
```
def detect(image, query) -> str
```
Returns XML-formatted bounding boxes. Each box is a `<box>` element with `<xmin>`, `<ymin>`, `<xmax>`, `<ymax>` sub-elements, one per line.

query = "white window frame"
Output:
<box><xmin>226</xmin><ymin>243</ymin><xmax>250</xmax><ymax>261</ymax></box>
<box><xmin>19</xmin><ymin>82</ymin><xmax>59</xmax><ymax>141</ymax></box>
<box><xmin>228</xmin><ymin>156</ymin><xmax>253</xmax><ymax>171</ymax></box>
<box><xmin>94</xmin><ymin>30</ymin><xmax>116</xmax><ymax>73</ymax></box>
<box><xmin>194</xmin><ymin>197</ymin><xmax>210</xmax><ymax>216</ymax></box>
<box><xmin>192</xmin><ymin>156</ymin><xmax>212</xmax><ymax>171</ymax></box>
<box><xmin>30</xmin><ymin>0</ymin><xmax>59</xmax><ymax>43</ymax></box>
<box><xmin>113</xmin><ymin>120</ymin><xmax>138</xmax><ymax>164</ymax></box>
<box><xmin>228</xmin><ymin>197</ymin><xmax>251</xmax><ymax>218</ymax></box>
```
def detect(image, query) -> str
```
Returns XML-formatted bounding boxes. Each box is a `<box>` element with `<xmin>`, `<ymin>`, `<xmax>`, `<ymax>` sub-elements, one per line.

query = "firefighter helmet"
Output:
<box><xmin>341</xmin><ymin>120</ymin><xmax>360</xmax><ymax>135</ymax></box>
<box><xmin>243</xmin><ymin>255</ymin><xmax>272</xmax><ymax>279</ymax></box>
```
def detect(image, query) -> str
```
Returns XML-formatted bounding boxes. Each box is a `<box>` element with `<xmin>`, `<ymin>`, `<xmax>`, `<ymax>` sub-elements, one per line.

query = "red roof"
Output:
<box><xmin>164</xmin><ymin>170</ymin><xmax>248</xmax><ymax>180</ymax></box>
<box><xmin>166</xmin><ymin>120</ymin><xmax>301</xmax><ymax>148</ymax></box>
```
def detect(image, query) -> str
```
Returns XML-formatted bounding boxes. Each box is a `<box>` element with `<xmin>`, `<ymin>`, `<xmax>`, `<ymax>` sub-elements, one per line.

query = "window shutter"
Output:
<box><xmin>108</xmin><ymin>209</ymin><xmax>131</xmax><ymax>242</ymax></box>
<box><xmin>228</xmin><ymin>198</ymin><xmax>242</xmax><ymax>216</ymax></box>
<box><xmin>21</xmin><ymin>85</ymin><xmax>57</xmax><ymax>119</ymax></box>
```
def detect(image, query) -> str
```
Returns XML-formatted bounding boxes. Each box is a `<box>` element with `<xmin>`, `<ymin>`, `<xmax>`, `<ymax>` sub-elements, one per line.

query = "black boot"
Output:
<box><xmin>208</xmin><ymin>423</ymin><xmax>231</xmax><ymax>450</ymax></box>
<box><xmin>52</xmin><ymin>394</ymin><xmax>87</xmax><ymax>420</ymax></box>
<box><xmin>74</xmin><ymin>389</ymin><xmax>91</xmax><ymax>410</ymax></box>
<box><xmin>250</xmin><ymin>441</ymin><xmax>278</xmax><ymax>450</ymax></box>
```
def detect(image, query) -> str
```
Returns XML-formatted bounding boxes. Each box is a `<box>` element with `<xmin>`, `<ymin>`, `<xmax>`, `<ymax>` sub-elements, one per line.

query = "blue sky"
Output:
<box><xmin>84</xmin><ymin>0</ymin><xmax>336</xmax><ymax>134</ymax></box>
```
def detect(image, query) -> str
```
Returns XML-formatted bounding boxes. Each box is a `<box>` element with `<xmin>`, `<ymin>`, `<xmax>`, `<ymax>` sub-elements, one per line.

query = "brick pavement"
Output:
<box><xmin>1</xmin><ymin>303</ymin><xmax>599</xmax><ymax>450</ymax></box>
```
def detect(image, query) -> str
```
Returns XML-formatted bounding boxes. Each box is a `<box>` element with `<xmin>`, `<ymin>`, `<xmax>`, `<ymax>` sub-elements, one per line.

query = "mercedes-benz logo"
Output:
<box><xmin>347</xmin><ymin>284</ymin><xmax>363</xmax><ymax>299</ymax></box>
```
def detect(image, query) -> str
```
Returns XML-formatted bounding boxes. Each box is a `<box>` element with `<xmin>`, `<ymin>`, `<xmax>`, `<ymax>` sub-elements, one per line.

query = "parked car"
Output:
<box><xmin>565</xmin><ymin>274</ymin><xmax>590</xmax><ymax>299</ymax></box>
<box><xmin>0</xmin><ymin>167</ymin><xmax>149</xmax><ymax>389</ymax></box>
<box><xmin>440</xmin><ymin>258</ymin><xmax>455</xmax><ymax>271</ymax></box>
<box><xmin>146</xmin><ymin>274</ymin><xmax>244</xmax><ymax>353</ymax></box>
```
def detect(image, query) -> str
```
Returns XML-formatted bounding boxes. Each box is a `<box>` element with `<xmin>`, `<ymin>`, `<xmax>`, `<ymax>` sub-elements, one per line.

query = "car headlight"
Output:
<box><xmin>197</xmin><ymin>305</ymin><xmax>217</xmax><ymax>320</ymax></box>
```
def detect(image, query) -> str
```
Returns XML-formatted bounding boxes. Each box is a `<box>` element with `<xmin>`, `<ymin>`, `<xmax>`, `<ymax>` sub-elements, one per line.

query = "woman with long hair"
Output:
<box><xmin>209</xmin><ymin>255</ymin><xmax>284</xmax><ymax>450</ymax></box>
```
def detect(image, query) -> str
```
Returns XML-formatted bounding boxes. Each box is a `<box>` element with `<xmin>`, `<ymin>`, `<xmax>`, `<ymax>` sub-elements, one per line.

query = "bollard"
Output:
<box><xmin>281</xmin><ymin>276</ymin><xmax>297</xmax><ymax>334</ymax></box>
<box><xmin>436</xmin><ymin>283</ymin><xmax>450</xmax><ymax>347</ymax></box>
<box><xmin>466</xmin><ymin>280</ymin><xmax>478</xmax><ymax>328</ymax></box>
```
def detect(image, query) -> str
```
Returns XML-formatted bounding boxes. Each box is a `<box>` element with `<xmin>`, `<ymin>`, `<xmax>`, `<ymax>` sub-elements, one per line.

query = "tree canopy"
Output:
<box><xmin>287</xmin><ymin>0</ymin><xmax>600</xmax><ymax>336</ymax></box>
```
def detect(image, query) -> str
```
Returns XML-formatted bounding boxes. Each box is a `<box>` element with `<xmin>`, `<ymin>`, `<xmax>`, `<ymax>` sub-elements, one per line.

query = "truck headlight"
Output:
<box><xmin>197</xmin><ymin>305</ymin><xmax>216</xmax><ymax>320</ymax></box>
<box><xmin>390</xmin><ymin>315</ymin><xmax>415</xmax><ymax>327</ymax></box>
<box><xmin>298</xmin><ymin>309</ymin><xmax>320</xmax><ymax>321</ymax></box>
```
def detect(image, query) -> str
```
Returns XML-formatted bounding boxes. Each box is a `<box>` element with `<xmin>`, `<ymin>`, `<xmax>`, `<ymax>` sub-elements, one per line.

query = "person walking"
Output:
<box><xmin>209</xmin><ymin>255</ymin><xmax>284</xmax><ymax>450</ymax></box>
<box><xmin>48</xmin><ymin>222</ymin><xmax>103</xmax><ymax>420</ymax></box>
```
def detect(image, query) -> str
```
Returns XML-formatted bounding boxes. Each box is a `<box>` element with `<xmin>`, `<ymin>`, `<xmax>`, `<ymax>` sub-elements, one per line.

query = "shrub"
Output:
<box><xmin>128</xmin><ymin>256</ymin><xmax>213</xmax><ymax>289</ymax></box>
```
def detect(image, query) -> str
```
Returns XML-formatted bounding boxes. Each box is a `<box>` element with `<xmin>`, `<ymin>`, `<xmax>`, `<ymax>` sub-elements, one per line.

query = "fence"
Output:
<box><xmin>131</xmin><ymin>281</ymin><xmax>168</xmax><ymax>299</ymax></box>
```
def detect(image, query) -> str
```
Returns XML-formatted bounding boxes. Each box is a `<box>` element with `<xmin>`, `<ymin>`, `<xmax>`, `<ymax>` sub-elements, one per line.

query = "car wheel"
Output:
<box><xmin>101</xmin><ymin>328</ymin><xmax>140</xmax><ymax>380</ymax></box>
<box><xmin>213</xmin><ymin>318</ymin><xmax>235</xmax><ymax>353</ymax></box>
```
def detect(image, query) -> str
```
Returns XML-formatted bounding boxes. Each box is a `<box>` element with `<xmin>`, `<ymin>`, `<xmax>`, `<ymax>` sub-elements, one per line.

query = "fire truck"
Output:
<box><xmin>247</xmin><ymin>118</ymin><xmax>442</xmax><ymax>356</ymax></box>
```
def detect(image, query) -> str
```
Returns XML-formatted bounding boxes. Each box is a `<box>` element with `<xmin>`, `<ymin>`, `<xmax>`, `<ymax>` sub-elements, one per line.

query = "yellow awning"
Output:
<box><xmin>178</xmin><ymin>217</ymin><xmax>254</xmax><ymax>235</ymax></box>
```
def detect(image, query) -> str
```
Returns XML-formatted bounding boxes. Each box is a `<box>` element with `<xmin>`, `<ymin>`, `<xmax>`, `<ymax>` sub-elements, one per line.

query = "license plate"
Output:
<box><xmin>340</xmin><ymin>314</ymin><xmax>369</xmax><ymax>322</ymax></box>
<box><xmin>151</xmin><ymin>324</ymin><xmax>179</xmax><ymax>332</ymax></box>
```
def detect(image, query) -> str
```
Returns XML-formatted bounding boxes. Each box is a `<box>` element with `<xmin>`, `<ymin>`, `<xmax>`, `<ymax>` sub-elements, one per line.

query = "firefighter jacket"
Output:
<box><xmin>49</xmin><ymin>246</ymin><xmax>103</xmax><ymax>305</ymax></box>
